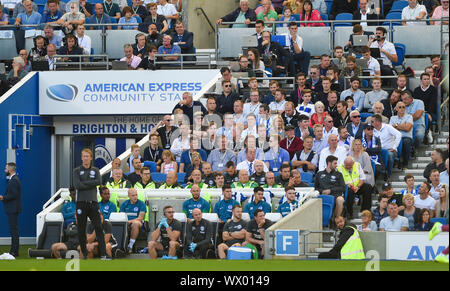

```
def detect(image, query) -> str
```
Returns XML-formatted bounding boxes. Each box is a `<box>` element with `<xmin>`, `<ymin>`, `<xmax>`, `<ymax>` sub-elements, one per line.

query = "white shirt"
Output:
<box><xmin>76</xmin><ymin>34</ymin><xmax>91</xmax><ymax>55</ymax></box>
<box><xmin>323</xmin><ymin>126</ymin><xmax>338</xmax><ymax>142</ymax></box>
<box><xmin>363</xmin><ymin>56</ymin><xmax>380</xmax><ymax>76</ymax></box>
<box><xmin>283</xmin><ymin>33</ymin><xmax>303</xmax><ymax>53</ymax></box>
<box><xmin>318</xmin><ymin>145</ymin><xmax>348</xmax><ymax>171</ymax></box>
<box><xmin>430</xmin><ymin>183</ymin><xmax>442</xmax><ymax>200</ymax></box>
<box><xmin>414</xmin><ymin>195</ymin><xmax>436</xmax><ymax>210</ymax></box>
<box><xmin>269</xmin><ymin>100</ymin><xmax>287</xmax><ymax>112</ymax></box>
<box><xmin>373</xmin><ymin>123</ymin><xmax>402</xmax><ymax>151</ymax></box>
<box><xmin>370</xmin><ymin>39</ymin><xmax>396</xmax><ymax>67</ymax></box>
<box><xmin>243</xmin><ymin>102</ymin><xmax>261</xmax><ymax>119</ymax></box>
<box><xmin>360</xmin><ymin>8</ymin><xmax>370</xmax><ymax>26</ymax></box>
<box><xmin>236</xmin><ymin>159</ymin><xmax>268</xmax><ymax>174</ymax></box>
<box><xmin>157</xmin><ymin>2</ymin><xmax>178</xmax><ymax>26</ymax></box>
<box><xmin>402</xmin><ymin>4</ymin><xmax>427</xmax><ymax>25</ymax></box>
<box><xmin>440</xmin><ymin>171</ymin><xmax>449</xmax><ymax>185</ymax></box>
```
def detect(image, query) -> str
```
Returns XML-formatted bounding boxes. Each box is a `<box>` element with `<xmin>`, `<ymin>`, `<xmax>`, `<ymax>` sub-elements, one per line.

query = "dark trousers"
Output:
<box><xmin>400</xmin><ymin>137</ymin><xmax>413</xmax><ymax>167</ymax></box>
<box><xmin>290</xmin><ymin>50</ymin><xmax>311</xmax><ymax>75</ymax></box>
<box><xmin>318</xmin><ymin>248</ymin><xmax>340</xmax><ymax>259</ymax></box>
<box><xmin>184</xmin><ymin>242</ymin><xmax>214</xmax><ymax>259</ymax></box>
<box><xmin>7</xmin><ymin>213</ymin><xmax>19</xmax><ymax>256</ymax></box>
<box><xmin>75</xmin><ymin>201</ymin><xmax>107</xmax><ymax>257</ymax></box>
<box><xmin>346</xmin><ymin>184</ymin><xmax>373</xmax><ymax>218</ymax></box>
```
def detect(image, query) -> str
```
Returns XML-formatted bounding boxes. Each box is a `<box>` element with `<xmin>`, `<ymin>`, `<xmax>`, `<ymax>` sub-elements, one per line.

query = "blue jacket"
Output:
<box><xmin>99</xmin><ymin>200</ymin><xmax>117</xmax><ymax>220</ymax></box>
<box><xmin>214</xmin><ymin>198</ymin><xmax>240</xmax><ymax>222</ymax></box>
<box><xmin>61</xmin><ymin>201</ymin><xmax>76</xmax><ymax>224</ymax></box>
<box><xmin>183</xmin><ymin>197</ymin><xmax>211</xmax><ymax>219</ymax></box>
<box><xmin>244</xmin><ymin>200</ymin><xmax>272</xmax><ymax>219</ymax></box>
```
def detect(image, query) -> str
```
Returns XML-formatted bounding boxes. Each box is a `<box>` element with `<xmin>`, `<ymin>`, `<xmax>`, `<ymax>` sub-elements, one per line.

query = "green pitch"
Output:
<box><xmin>0</xmin><ymin>246</ymin><xmax>447</xmax><ymax>271</ymax></box>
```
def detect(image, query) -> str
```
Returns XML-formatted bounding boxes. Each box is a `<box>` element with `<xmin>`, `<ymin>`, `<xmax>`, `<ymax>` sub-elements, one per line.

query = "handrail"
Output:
<box><xmin>152</xmin><ymin>53</ymin><xmax>213</xmax><ymax>69</ymax></box>
<box><xmin>49</xmin><ymin>54</ymin><xmax>110</xmax><ymax>70</ymax></box>
<box><xmin>194</xmin><ymin>7</ymin><xmax>216</xmax><ymax>33</ymax></box>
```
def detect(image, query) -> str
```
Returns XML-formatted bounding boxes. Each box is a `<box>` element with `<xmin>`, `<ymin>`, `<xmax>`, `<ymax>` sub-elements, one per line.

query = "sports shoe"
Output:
<box><xmin>427</xmin><ymin>131</ymin><xmax>433</xmax><ymax>144</ymax></box>
<box><xmin>114</xmin><ymin>249</ymin><xmax>126</xmax><ymax>258</ymax></box>
<box><xmin>168</xmin><ymin>255</ymin><xmax>178</xmax><ymax>260</ymax></box>
<box><xmin>434</xmin><ymin>255</ymin><xmax>449</xmax><ymax>264</ymax></box>
<box><xmin>100</xmin><ymin>256</ymin><xmax>112</xmax><ymax>261</ymax></box>
<box><xmin>161</xmin><ymin>255</ymin><xmax>169</xmax><ymax>260</ymax></box>
<box><xmin>429</xmin><ymin>222</ymin><xmax>442</xmax><ymax>241</ymax></box>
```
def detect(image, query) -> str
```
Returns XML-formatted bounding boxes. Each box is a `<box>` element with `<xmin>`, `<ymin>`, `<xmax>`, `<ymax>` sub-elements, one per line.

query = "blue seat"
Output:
<box><xmin>177</xmin><ymin>173</ymin><xmax>186</xmax><ymax>184</ymax></box>
<box><xmin>360</xmin><ymin>112</ymin><xmax>373</xmax><ymax>123</ymax></box>
<box><xmin>431</xmin><ymin>217</ymin><xmax>448</xmax><ymax>225</ymax></box>
<box><xmin>390</xmin><ymin>1</ymin><xmax>409</xmax><ymax>13</ymax></box>
<box><xmin>134</xmin><ymin>16</ymin><xmax>142</xmax><ymax>23</ymax></box>
<box><xmin>318</xmin><ymin>195</ymin><xmax>335</xmax><ymax>227</ymax></box>
<box><xmin>321</xmin><ymin>13</ymin><xmax>329</xmax><ymax>26</ymax></box>
<box><xmin>110</xmin><ymin>17</ymin><xmax>117</xmax><ymax>30</ymax></box>
<box><xmin>271</xmin><ymin>35</ymin><xmax>287</xmax><ymax>47</ymax></box>
<box><xmin>292</xmin><ymin>14</ymin><xmax>301</xmax><ymax>21</ymax></box>
<box><xmin>151</xmin><ymin>173</ymin><xmax>167</xmax><ymax>183</ymax></box>
<box><xmin>334</xmin><ymin>13</ymin><xmax>353</xmax><ymax>26</ymax></box>
<box><xmin>300</xmin><ymin>172</ymin><xmax>313</xmax><ymax>184</ymax></box>
<box><xmin>393</xmin><ymin>43</ymin><xmax>406</xmax><ymax>69</ymax></box>
<box><xmin>143</xmin><ymin>161</ymin><xmax>157</xmax><ymax>172</ymax></box>
<box><xmin>37</xmin><ymin>4</ymin><xmax>45</xmax><ymax>15</ymax></box>
<box><xmin>325</xmin><ymin>0</ymin><xmax>333</xmax><ymax>15</ymax></box>
<box><xmin>383</xmin><ymin>12</ymin><xmax>402</xmax><ymax>26</ymax></box>
<box><xmin>34</xmin><ymin>0</ymin><xmax>47</xmax><ymax>4</ymax></box>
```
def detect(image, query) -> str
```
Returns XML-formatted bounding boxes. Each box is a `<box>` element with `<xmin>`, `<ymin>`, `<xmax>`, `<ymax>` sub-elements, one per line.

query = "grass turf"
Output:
<box><xmin>0</xmin><ymin>246</ymin><xmax>447</xmax><ymax>271</ymax></box>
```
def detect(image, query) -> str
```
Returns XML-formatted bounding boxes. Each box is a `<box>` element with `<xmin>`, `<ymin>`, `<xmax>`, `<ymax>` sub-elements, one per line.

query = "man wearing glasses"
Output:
<box><xmin>152</xmin><ymin>115</ymin><xmax>177</xmax><ymax>150</ymax></box>
<box><xmin>148</xmin><ymin>205</ymin><xmax>182</xmax><ymax>259</ymax></box>
<box><xmin>389</xmin><ymin>101</ymin><xmax>413</xmax><ymax>170</ymax></box>
<box><xmin>257</xmin><ymin>30</ymin><xmax>290</xmax><ymax>77</ymax></box>
<box><xmin>346</xmin><ymin>110</ymin><xmax>366</xmax><ymax>139</ymax></box>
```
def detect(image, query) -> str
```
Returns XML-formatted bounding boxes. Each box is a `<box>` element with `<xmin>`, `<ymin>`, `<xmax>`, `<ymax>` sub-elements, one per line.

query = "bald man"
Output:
<box><xmin>182</xmin><ymin>184</ymin><xmax>211</xmax><ymax>222</ymax></box>
<box><xmin>120</xmin><ymin>188</ymin><xmax>147</xmax><ymax>253</ymax></box>
<box><xmin>337</xmin><ymin>157</ymin><xmax>373</xmax><ymax>219</ymax></box>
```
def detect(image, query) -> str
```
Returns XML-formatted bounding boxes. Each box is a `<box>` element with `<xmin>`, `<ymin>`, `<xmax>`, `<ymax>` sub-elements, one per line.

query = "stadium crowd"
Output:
<box><xmin>1</xmin><ymin>0</ymin><xmax>448</xmax><ymax>260</ymax></box>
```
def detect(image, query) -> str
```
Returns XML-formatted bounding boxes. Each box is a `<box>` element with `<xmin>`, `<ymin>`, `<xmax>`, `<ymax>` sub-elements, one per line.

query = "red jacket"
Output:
<box><xmin>300</xmin><ymin>10</ymin><xmax>325</xmax><ymax>27</ymax></box>
<box><xmin>280</xmin><ymin>137</ymin><xmax>303</xmax><ymax>160</ymax></box>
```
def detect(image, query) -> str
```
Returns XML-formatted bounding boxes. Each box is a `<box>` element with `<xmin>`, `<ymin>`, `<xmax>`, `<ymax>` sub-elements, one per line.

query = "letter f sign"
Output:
<box><xmin>283</xmin><ymin>236</ymin><xmax>292</xmax><ymax>251</ymax></box>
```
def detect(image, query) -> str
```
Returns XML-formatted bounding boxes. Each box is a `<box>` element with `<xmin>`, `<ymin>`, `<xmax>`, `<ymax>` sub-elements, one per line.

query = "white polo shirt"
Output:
<box><xmin>370</xmin><ymin>40</ymin><xmax>397</xmax><ymax>67</ymax></box>
<box><xmin>362</xmin><ymin>56</ymin><xmax>380</xmax><ymax>76</ymax></box>
<box><xmin>402</xmin><ymin>4</ymin><xmax>427</xmax><ymax>25</ymax></box>
<box><xmin>413</xmin><ymin>195</ymin><xmax>436</xmax><ymax>210</ymax></box>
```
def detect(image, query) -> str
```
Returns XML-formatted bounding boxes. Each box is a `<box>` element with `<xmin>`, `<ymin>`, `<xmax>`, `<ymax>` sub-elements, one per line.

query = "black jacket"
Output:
<box><xmin>220</xmin><ymin>7</ymin><xmax>257</xmax><ymax>27</ymax></box>
<box><xmin>330</xmin><ymin>0</ymin><xmax>358</xmax><ymax>20</ymax></box>
<box><xmin>2</xmin><ymin>174</ymin><xmax>21</xmax><ymax>214</ymax></box>
<box><xmin>352</xmin><ymin>11</ymin><xmax>379</xmax><ymax>26</ymax></box>
<box><xmin>216</xmin><ymin>92</ymin><xmax>240</xmax><ymax>115</ymax></box>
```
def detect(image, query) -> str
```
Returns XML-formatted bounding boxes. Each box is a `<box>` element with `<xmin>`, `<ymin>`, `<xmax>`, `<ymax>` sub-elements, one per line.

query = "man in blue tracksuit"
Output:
<box><xmin>182</xmin><ymin>184</ymin><xmax>211</xmax><ymax>221</ymax></box>
<box><xmin>98</xmin><ymin>186</ymin><xmax>117</xmax><ymax>220</ymax></box>
<box><xmin>61</xmin><ymin>187</ymin><xmax>77</xmax><ymax>227</ymax></box>
<box><xmin>120</xmin><ymin>188</ymin><xmax>147</xmax><ymax>253</ymax></box>
<box><xmin>214</xmin><ymin>184</ymin><xmax>240</xmax><ymax>244</ymax></box>
<box><xmin>244</xmin><ymin>187</ymin><xmax>272</xmax><ymax>219</ymax></box>
<box><xmin>277</xmin><ymin>186</ymin><xmax>299</xmax><ymax>217</ymax></box>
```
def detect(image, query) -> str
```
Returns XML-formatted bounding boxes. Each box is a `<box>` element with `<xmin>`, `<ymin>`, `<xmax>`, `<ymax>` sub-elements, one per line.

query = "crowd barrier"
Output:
<box><xmin>216</xmin><ymin>18</ymin><xmax>449</xmax><ymax>59</ymax></box>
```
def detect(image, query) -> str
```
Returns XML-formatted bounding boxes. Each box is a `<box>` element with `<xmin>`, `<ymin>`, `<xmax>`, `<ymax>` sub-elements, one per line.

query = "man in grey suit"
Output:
<box><xmin>346</xmin><ymin>110</ymin><xmax>367</xmax><ymax>140</ymax></box>
<box><xmin>0</xmin><ymin>162</ymin><xmax>22</xmax><ymax>257</ymax></box>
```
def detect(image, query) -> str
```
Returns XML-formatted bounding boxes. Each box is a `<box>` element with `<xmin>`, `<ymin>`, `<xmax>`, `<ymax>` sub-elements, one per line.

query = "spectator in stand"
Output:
<box><xmin>300</xmin><ymin>0</ymin><xmax>325</xmax><ymax>26</ymax></box>
<box><xmin>28</xmin><ymin>35</ymin><xmax>47</xmax><ymax>61</ymax></box>
<box><xmin>318</xmin><ymin>54</ymin><xmax>331</xmax><ymax>78</ymax></box>
<box><xmin>264</xmin><ymin>134</ymin><xmax>290</xmax><ymax>172</ymax></box>
<box><xmin>323</xmin><ymin>115</ymin><xmax>338</xmax><ymax>142</ymax></box>
<box><xmin>315</xmin><ymin>155</ymin><xmax>346</xmax><ymax>217</ymax></box>
<box><xmin>247</xmin><ymin>48</ymin><xmax>266</xmax><ymax>78</ymax></box>
<box><xmin>158</xmin><ymin>34</ymin><xmax>181</xmax><ymax>63</ymax></box>
<box><xmin>357</xmin><ymin>210</ymin><xmax>378</xmax><ymax>231</ymax></box>
<box><xmin>315</xmin><ymin>77</ymin><xmax>332</xmax><ymax>105</ymax></box>
<box><xmin>277</xmin><ymin>6</ymin><xmax>296</xmax><ymax>27</ymax></box>
<box><xmin>171</xmin><ymin>21</ymin><xmax>195</xmax><ymax>61</ymax></box>
<box><xmin>431</xmin><ymin>0</ymin><xmax>449</xmax><ymax>26</ymax></box>
<box><xmin>401</xmin><ymin>90</ymin><xmax>426</xmax><ymax>149</ymax></box>
<box><xmin>280</xmin><ymin>124</ymin><xmax>304</xmax><ymax>160</ymax></box>
<box><xmin>130</xmin><ymin>0</ymin><xmax>148</xmax><ymax>20</ymax></box>
<box><xmin>159</xmin><ymin>170</ymin><xmax>182</xmax><ymax>189</ymax></box>
<box><xmin>435</xmin><ymin>184</ymin><xmax>449</xmax><ymax>218</ymax></box>
<box><xmin>217</xmin><ymin>0</ymin><xmax>256</xmax><ymax>28</ymax></box>
<box><xmin>120</xmin><ymin>43</ymin><xmax>142</xmax><ymax>69</ymax></box>
<box><xmin>329</xmin><ymin>0</ymin><xmax>358</xmax><ymax>20</ymax></box>
<box><xmin>344</xmin><ymin>96</ymin><xmax>356</xmax><ymax>111</ymax></box>
<box><xmin>424</xmin><ymin>149</ymin><xmax>446</xmax><ymax>182</ymax></box>
<box><xmin>396</xmin><ymin>74</ymin><xmax>408</xmax><ymax>92</ymax></box>
<box><xmin>290</xmin><ymin>73</ymin><xmax>309</xmax><ymax>108</ymax></box>
<box><xmin>414</xmin><ymin>182</ymin><xmax>436</xmax><ymax>216</ymax></box>
<box><xmin>340</xmin><ymin>76</ymin><xmax>365</xmax><ymax>112</ymax></box>
<box><xmin>78</xmin><ymin>0</ymin><xmax>93</xmax><ymax>18</ymax></box>
<box><xmin>118</xmin><ymin>6</ymin><xmax>138</xmax><ymax>30</ymax></box>
<box><xmin>44</xmin><ymin>43</ymin><xmax>58</xmax><ymax>70</ymax></box>
<box><xmin>429</xmin><ymin>169</ymin><xmax>443</xmax><ymax>200</ymax></box>
<box><xmin>371</xmin><ymin>114</ymin><xmax>402</xmax><ymax>180</ymax></box>
<box><xmin>368</xmin><ymin>27</ymin><xmax>398</xmax><ymax>73</ymax></box>
<box><xmin>157</xmin><ymin>0</ymin><xmax>178</xmax><ymax>29</ymax></box>
<box><xmin>326</xmin><ymin>67</ymin><xmax>342</xmax><ymax>93</ymax></box>
<box><xmin>306</xmin><ymin>65</ymin><xmax>322</xmax><ymax>92</ymax></box>
<box><xmin>379</xmin><ymin>202</ymin><xmax>409</xmax><ymax>231</ymax></box>
<box><xmin>127</xmin><ymin>157</ymin><xmax>143</xmax><ymax>186</ymax></box>
<box><xmin>41</xmin><ymin>0</ymin><xmax>64</xmax><ymax>25</ymax></box>
<box><xmin>390</xmin><ymin>101</ymin><xmax>413</xmax><ymax>170</ymax></box>
<box><xmin>309</xmin><ymin>101</ymin><xmax>330</xmax><ymax>128</ymax></box>
<box><xmin>338</xmin><ymin>126</ymin><xmax>354</xmax><ymax>151</ymax></box>
<box><xmin>361</xmin><ymin>124</ymin><xmax>384</xmax><ymax>173</ymax></box>
<box><xmin>88</xmin><ymin>3</ymin><xmax>112</xmax><ymax>30</ymax></box>
<box><xmin>258</xmin><ymin>30</ymin><xmax>291</xmax><ymax>77</ymax></box>
<box><xmin>349</xmin><ymin>139</ymin><xmax>375</xmax><ymax>187</ymax></box>
<box><xmin>441</xmin><ymin>158</ymin><xmax>449</xmax><ymax>183</ymax></box>
<box><xmin>75</xmin><ymin>24</ymin><xmax>91</xmax><ymax>55</ymax></box>
<box><xmin>295</xmin><ymin>113</ymin><xmax>314</xmax><ymax>140</ymax></box>
<box><xmin>103</xmin><ymin>0</ymin><xmax>121</xmax><ymax>21</ymax></box>
<box><xmin>402</xmin><ymin>0</ymin><xmax>427</xmax><ymax>26</ymax></box>
<box><xmin>283</xmin><ymin>22</ymin><xmax>311</xmax><ymax>75</ymax></box>
<box><xmin>179</xmin><ymin>137</ymin><xmax>207</xmax><ymax>173</ymax></box>
<box><xmin>145</xmin><ymin>24</ymin><xmax>163</xmax><ymax>50</ymax></box>
<box><xmin>256</xmin><ymin>0</ymin><xmax>278</xmax><ymax>27</ymax></box>
<box><xmin>353</xmin><ymin>0</ymin><xmax>378</xmax><ymax>26</ymax></box>
<box><xmin>363</xmin><ymin>77</ymin><xmax>389</xmax><ymax>113</ymax></box>
<box><xmin>12</xmin><ymin>0</ymin><xmax>38</xmax><ymax>19</ymax></box>
<box><xmin>331</xmin><ymin>46</ymin><xmax>346</xmax><ymax>72</ymax></box>
<box><xmin>105</xmin><ymin>168</ymin><xmax>132</xmax><ymax>190</ymax></box>
<box><xmin>296</xmin><ymin>89</ymin><xmax>316</xmax><ymax>118</ymax></box>
<box><xmin>413</xmin><ymin>73</ymin><xmax>438</xmax><ymax>125</ymax></box>
<box><xmin>344</xmin><ymin>24</ymin><xmax>375</xmax><ymax>56</ymax></box>
<box><xmin>14</xmin><ymin>0</ymin><xmax>41</xmax><ymax>49</ymax></box>
<box><xmin>269</xmin><ymin>88</ymin><xmax>288</xmax><ymax>115</ymax></box>
<box><xmin>292</xmin><ymin>135</ymin><xmax>318</xmax><ymax>174</ymax></box>
<box><xmin>399</xmin><ymin>194</ymin><xmax>420</xmax><ymax>230</ymax></box>
<box><xmin>381</xmin><ymin>89</ymin><xmax>401</xmax><ymax>119</ymax></box>
<box><xmin>401</xmin><ymin>174</ymin><xmax>419</xmax><ymax>196</ymax></box>
<box><xmin>325</xmin><ymin>91</ymin><xmax>339</xmax><ymax>117</ymax></box>
<box><xmin>340</xmin><ymin>56</ymin><xmax>362</xmax><ymax>80</ymax></box>
<box><xmin>160</xmin><ymin>149</ymin><xmax>178</xmax><ymax>174</ymax></box>
<box><xmin>347</xmin><ymin>110</ymin><xmax>366</xmax><ymax>140</ymax></box>
<box><xmin>56</xmin><ymin>1</ymin><xmax>85</xmax><ymax>34</ymax></box>
<box><xmin>414</xmin><ymin>209</ymin><xmax>434</xmax><ymax>231</ymax></box>
<box><xmin>318</xmin><ymin>134</ymin><xmax>348</xmax><ymax>171</ymax></box>
<box><xmin>360</xmin><ymin>46</ymin><xmax>381</xmax><ymax>76</ymax></box>
<box><xmin>140</xmin><ymin>2</ymin><xmax>168</xmax><ymax>33</ymax></box>
<box><xmin>372</xmin><ymin>194</ymin><xmax>389</xmax><ymax>227</ymax></box>
<box><xmin>207</xmin><ymin>135</ymin><xmax>236</xmax><ymax>173</ymax></box>
<box><xmin>58</xmin><ymin>34</ymin><xmax>84</xmax><ymax>62</ymax></box>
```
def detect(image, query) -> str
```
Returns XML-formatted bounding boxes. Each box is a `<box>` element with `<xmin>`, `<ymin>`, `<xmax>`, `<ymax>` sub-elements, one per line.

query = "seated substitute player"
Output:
<box><xmin>184</xmin><ymin>208</ymin><xmax>215</xmax><ymax>259</ymax></box>
<box><xmin>182</xmin><ymin>184</ymin><xmax>211</xmax><ymax>222</ymax></box>
<box><xmin>278</xmin><ymin>186</ymin><xmax>299</xmax><ymax>217</ymax></box>
<box><xmin>214</xmin><ymin>185</ymin><xmax>240</xmax><ymax>237</ymax></box>
<box><xmin>217</xmin><ymin>205</ymin><xmax>247</xmax><ymax>259</ymax></box>
<box><xmin>120</xmin><ymin>188</ymin><xmax>147</xmax><ymax>253</ymax></box>
<box><xmin>51</xmin><ymin>221</ymin><xmax>79</xmax><ymax>259</ymax></box>
<box><xmin>244</xmin><ymin>187</ymin><xmax>272</xmax><ymax>220</ymax></box>
<box><xmin>98</xmin><ymin>186</ymin><xmax>117</xmax><ymax>220</ymax></box>
<box><xmin>79</xmin><ymin>213</ymin><xmax>117</xmax><ymax>259</ymax></box>
<box><xmin>242</xmin><ymin>209</ymin><xmax>273</xmax><ymax>259</ymax></box>
<box><xmin>148</xmin><ymin>205</ymin><xmax>182</xmax><ymax>260</ymax></box>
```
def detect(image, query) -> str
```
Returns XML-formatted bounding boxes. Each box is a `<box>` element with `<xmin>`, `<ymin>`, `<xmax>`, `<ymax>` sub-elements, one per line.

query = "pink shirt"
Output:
<box><xmin>300</xmin><ymin>10</ymin><xmax>325</xmax><ymax>27</ymax></box>
<box><xmin>431</xmin><ymin>6</ymin><xmax>449</xmax><ymax>25</ymax></box>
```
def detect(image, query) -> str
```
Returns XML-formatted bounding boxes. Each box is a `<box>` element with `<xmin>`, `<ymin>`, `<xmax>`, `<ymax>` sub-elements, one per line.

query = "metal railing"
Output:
<box><xmin>194</xmin><ymin>7</ymin><xmax>216</xmax><ymax>33</ymax></box>
<box><xmin>51</xmin><ymin>54</ymin><xmax>110</xmax><ymax>70</ymax></box>
<box><xmin>153</xmin><ymin>52</ymin><xmax>213</xmax><ymax>69</ymax></box>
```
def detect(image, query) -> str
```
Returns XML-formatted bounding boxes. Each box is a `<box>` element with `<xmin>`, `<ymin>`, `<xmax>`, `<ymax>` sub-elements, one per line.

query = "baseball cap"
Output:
<box><xmin>382</xmin><ymin>182</ymin><xmax>392</xmax><ymax>191</ymax></box>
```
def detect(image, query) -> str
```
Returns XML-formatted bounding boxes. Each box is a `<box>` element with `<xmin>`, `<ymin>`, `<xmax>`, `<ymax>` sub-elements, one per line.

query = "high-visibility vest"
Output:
<box><xmin>338</xmin><ymin>163</ymin><xmax>361</xmax><ymax>188</ymax></box>
<box><xmin>104</xmin><ymin>179</ymin><xmax>129</xmax><ymax>205</ymax></box>
<box><xmin>340</xmin><ymin>226</ymin><xmax>365</xmax><ymax>260</ymax></box>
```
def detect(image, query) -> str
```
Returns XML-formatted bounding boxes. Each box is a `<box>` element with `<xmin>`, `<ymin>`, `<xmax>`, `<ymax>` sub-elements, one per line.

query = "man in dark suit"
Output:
<box><xmin>346</xmin><ymin>110</ymin><xmax>367</xmax><ymax>139</ymax></box>
<box><xmin>0</xmin><ymin>162</ymin><xmax>21</xmax><ymax>257</ymax></box>
<box><xmin>352</xmin><ymin>0</ymin><xmax>379</xmax><ymax>26</ymax></box>
<box><xmin>171</xmin><ymin>21</ymin><xmax>195</xmax><ymax>62</ymax></box>
<box><xmin>258</xmin><ymin>30</ymin><xmax>291</xmax><ymax>77</ymax></box>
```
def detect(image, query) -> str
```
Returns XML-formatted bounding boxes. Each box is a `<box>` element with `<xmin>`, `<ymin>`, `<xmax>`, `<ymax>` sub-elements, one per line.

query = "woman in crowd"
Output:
<box><xmin>357</xmin><ymin>210</ymin><xmax>378</xmax><ymax>231</ymax></box>
<box><xmin>300</xmin><ymin>0</ymin><xmax>325</xmax><ymax>26</ymax></box>
<box><xmin>118</xmin><ymin>6</ymin><xmax>138</xmax><ymax>30</ymax></box>
<box><xmin>414</xmin><ymin>209</ymin><xmax>434</xmax><ymax>231</ymax></box>
<box><xmin>349</xmin><ymin>139</ymin><xmax>375</xmax><ymax>188</ymax></box>
<box><xmin>309</xmin><ymin>101</ymin><xmax>329</xmax><ymax>127</ymax></box>
<box><xmin>399</xmin><ymin>194</ymin><xmax>420</xmax><ymax>230</ymax></box>
<box><xmin>184</xmin><ymin>151</ymin><xmax>203</xmax><ymax>183</ymax></box>
<box><xmin>435</xmin><ymin>184</ymin><xmax>449</xmax><ymax>218</ymax></box>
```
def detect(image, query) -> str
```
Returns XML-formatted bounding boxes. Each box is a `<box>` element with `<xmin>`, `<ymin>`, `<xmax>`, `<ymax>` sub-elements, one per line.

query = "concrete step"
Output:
<box><xmin>315</xmin><ymin>247</ymin><xmax>332</xmax><ymax>253</ymax></box>
<box><xmin>398</xmin><ymin>175</ymin><xmax>426</xmax><ymax>182</ymax></box>
<box><xmin>403</xmin><ymin>169</ymin><xmax>428</xmax><ymax>174</ymax></box>
<box><xmin>416</xmin><ymin>157</ymin><xmax>432</xmax><ymax>162</ymax></box>
<box><xmin>411</xmin><ymin>163</ymin><xmax>429</xmax><ymax>168</ymax></box>
<box><xmin>431</xmin><ymin>144</ymin><xmax>447</xmax><ymax>150</ymax></box>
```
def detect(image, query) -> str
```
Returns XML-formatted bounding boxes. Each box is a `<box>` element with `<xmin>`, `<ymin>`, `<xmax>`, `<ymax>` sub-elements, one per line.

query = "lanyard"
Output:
<box><xmin>286</xmin><ymin>137</ymin><xmax>294</xmax><ymax>149</ymax></box>
<box><xmin>148</xmin><ymin>147</ymin><xmax>158</xmax><ymax>161</ymax></box>
<box><xmin>104</xmin><ymin>2</ymin><xmax>113</xmax><ymax>15</ymax></box>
